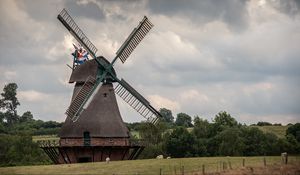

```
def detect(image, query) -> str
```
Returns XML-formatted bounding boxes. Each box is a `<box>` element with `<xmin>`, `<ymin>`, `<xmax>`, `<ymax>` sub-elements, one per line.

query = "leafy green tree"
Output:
<box><xmin>137</xmin><ymin>122</ymin><xmax>167</xmax><ymax>145</ymax></box>
<box><xmin>193</xmin><ymin>116</ymin><xmax>210</xmax><ymax>138</ymax></box>
<box><xmin>0</xmin><ymin>134</ymin><xmax>50</xmax><ymax>166</ymax></box>
<box><xmin>215</xmin><ymin>127</ymin><xmax>245</xmax><ymax>156</ymax></box>
<box><xmin>213</xmin><ymin>111</ymin><xmax>238</xmax><ymax>127</ymax></box>
<box><xmin>193</xmin><ymin>138</ymin><xmax>208</xmax><ymax>156</ymax></box>
<box><xmin>261</xmin><ymin>132</ymin><xmax>279</xmax><ymax>155</ymax></box>
<box><xmin>175</xmin><ymin>113</ymin><xmax>193</xmax><ymax>127</ymax></box>
<box><xmin>257</xmin><ymin>121</ymin><xmax>272</xmax><ymax>126</ymax></box>
<box><xmin>241</xmin><ymin>127</ymin><xmax>265</xmax><ymax>156</ymax></box>
<box><xmin>0</xmin><ymin>83</ymin><xmax>20</xmax><ymax>125</ymax></box>
<box><xmin>159</xmin><ymin>108</ymin><xmax>174</xmax><ymax>123</ymax></box>
<box><xmin>20</xmin><ymin>111</ymin><xmax>34</xmax><ymax>123</ymax></box>
<box><xmin>286</xmin><ymin>123</ymin><xmax>300</xmax><ymax>142</ymax></box>
<box><xmin>277</xmin><ymin>137</ymin><xmax>291</xmax><ymax>153</ymax></box>
<box><xmin>139</xmin><ymin>143</ymin><xmax>165</xmax><ymax>159</ymax></box>
<box><xmin>165</xmin><ymin>127</ymin><xmax>196</xmax><ymax>157</ymax></box>
<box><xmin>286</xmin><ymin>134</ymin><xmax>300</xmax><ymax>154</ymax></box>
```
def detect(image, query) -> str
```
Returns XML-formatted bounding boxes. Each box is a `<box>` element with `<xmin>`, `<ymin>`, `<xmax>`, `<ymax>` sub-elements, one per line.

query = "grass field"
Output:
<box><xmin>252</xmin><ymin>125</ymin><xmax>289</xmax><ymax>138</ymax></box>
<box><xmin>32</xmin><ymin>135</ymin><xmax>59</xmax><ymax>142</ymax></box>
<box><xmin>0</xmin><ymin>156</ymin><xmax>299</xmax><ymax>175</ymax></box>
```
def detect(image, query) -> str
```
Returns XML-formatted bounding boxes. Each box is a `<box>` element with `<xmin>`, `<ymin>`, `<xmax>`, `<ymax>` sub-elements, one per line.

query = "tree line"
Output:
<box><xmin>0</xmin><ymin>83</ymin><xmax>299</xmax><ymax>166</ymax></box>
<box><xmin>131</xmin><ymin>109</ymin><xmax>300</xmax><ymax>159</ymax></box>
<box><xmin>0</xmin><ymin>83</ymin><xmax>61</xmax><ymax>166</ymax></box>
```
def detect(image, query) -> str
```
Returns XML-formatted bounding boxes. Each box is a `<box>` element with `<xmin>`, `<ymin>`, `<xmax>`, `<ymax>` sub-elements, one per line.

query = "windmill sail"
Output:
<box><xmin>66</xmin><ymin>76</ymin><xmax>98</xmax><ymax>122</ymax></box>
<box><xmin>116</xmin><ymin>16</ymin><xmax>154</xmax><ymax>63</ymax></box>
<box><xmin>58</xmin><ymin>9</ymin><xmax>98</xmax><ymax>59</ymax></box>
<box><xmin>115</xmin><ymin>79</ymin><xmax>161</xmax><ymax>124</ymax></box>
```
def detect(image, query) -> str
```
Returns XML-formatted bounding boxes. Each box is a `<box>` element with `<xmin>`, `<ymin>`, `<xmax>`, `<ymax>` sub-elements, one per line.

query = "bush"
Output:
<box><xmin>0</xmin><ymin>134</ymin><xmax>51</xmax><ymax>166</ymax></box>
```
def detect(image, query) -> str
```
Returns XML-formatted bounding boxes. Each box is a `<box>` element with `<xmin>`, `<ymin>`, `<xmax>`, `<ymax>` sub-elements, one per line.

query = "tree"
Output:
<box><xmin>175</xmin><ymin>113</ymin><xmax>193</xmax><ymax>127</ymax></box>
<box><xmin>286</xmin><ymin>134</ymin><xmax>300</xmax><ymax>154</ymax></box>
<box><xmin>215</xmin><ymin>127</ymin><xmax>245</xmax><ymax>156</ymax></box>
<box><xmin>137</xmin><ymin>122</ymin><xmax>167</xmax><ymax>145</ymax></box>
<box><xmin>286</xmin><ymin>123</ymin><xmax>300</xmax><ymax>142</ymax></box>
<box><xmin>240</xmin><ymin>127</ymin><xmax>265</xmax><ymax>156</ymax></box>
<box><xmin>165</xmin><ymin>127</ymin><xmax>196</xmax><ymax>157</ymax></box>
<box><xmin>193</xmin><ymin>138</ymin><xmax>208</xmax><ymax>156</ymax></box>
<box><xmin>261</xmin><ymin>132</ymin><xmax>279</xmax><ymax>155</ymax></box>
<box><xmin>193</xmin><ymin>116</ymin><xmax>210</xmax><ymax>138</ymax></box>
<box><xmin>0</xmin><ymin>134</ymin><xmax>50</xmax><ymax>166</ymax></box>
<box><xmin>0</xmin><ymin>83</ymin><xmax>20</xmax><ymax>125</ymax></box>
<box><xmin>20</xmin><ymin>111</ymin><xmax>34</xmax><ymax>123</ymax></box>
<box><xmin>213</xmin><ymin>111</ymin><xmax>238</xmax><ymax>127</ymax></box>
<box><xmin>257</xmin><ymin>121</ymin><xmax>272</xmax><ymax>126</ymax></box>
<box><xmin>159</xmin><ymin>108</ymin><xmax>174</xmax><ymax>123</ymax></box>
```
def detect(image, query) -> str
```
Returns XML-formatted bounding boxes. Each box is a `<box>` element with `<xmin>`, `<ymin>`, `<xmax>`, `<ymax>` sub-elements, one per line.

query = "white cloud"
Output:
<box><xmin>180</xmin><ymin>89</ymin><xmax>209</xmax><ymax>102</ymax></box>
<box><xmin>242</xmin><ymin>82</ymin><xmax>274</xmax><ymax>95</ymax></box>
<box><xmin>148</xmin><ymin>95</ymin><xmax>180</xmax><ymax>112</ymax></box>
<box><xmin>18</xmin><ymin>90</ymin><xmax>50</xmax><ymax>102</ymax></box>
<box><xmin>4</xmin><ymin>71</ymin><xmax>17</xmax><ymax>80</ymax></box>
<box><xmin>0</xmin><ymin>0</ymin><xmax>299</xmax><ymax>124</ymax></box>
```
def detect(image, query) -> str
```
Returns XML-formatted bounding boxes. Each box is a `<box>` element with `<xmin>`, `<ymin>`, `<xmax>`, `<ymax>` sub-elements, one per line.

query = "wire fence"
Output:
<box><xmin>107</xmin><ymin>156</ymin><xmax>300</xmax><ymax>175</ymax></box>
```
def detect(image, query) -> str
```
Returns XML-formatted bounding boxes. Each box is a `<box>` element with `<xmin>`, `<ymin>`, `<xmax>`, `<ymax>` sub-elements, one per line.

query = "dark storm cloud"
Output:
<box><xmin>147</xmin><ymin>0</ymin><xmax>249</xmax><ymax>31</ymax></box>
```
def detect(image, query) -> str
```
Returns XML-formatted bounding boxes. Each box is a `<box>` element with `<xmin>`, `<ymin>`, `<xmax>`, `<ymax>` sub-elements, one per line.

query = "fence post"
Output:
<box><xmin>263</xmin><ymin>157</ymin><xmax>266</xmax><ymax>167</ymax></box>
<box><xmin>223</xmin><ymin>161</ymin><xmax>226</xmax><ymax>170</ymax></box>
<box><xmin>174</xmin><ymin>166</ymin><xmax>176</xmax><ymax>175</ymax></box>
<box><xmin>242</xmin><ymin>158</ymin><xmax>245</xmax><ymax>167</ymax></box>
<box><xmin>281</xmin><ymin>152</ymin><xmax>288</xmax><ymax>164</ymax></box>
<box><xmin>159</xmin><ymin>168</ymin><xmax>162</xmax><ymax>175</ymax></box>
<box><xmin>220</xmin><ymin>161</ymin><xmax>223</xmax><ymax>171</ymax></box>
<box><xmin>181</xmin><ymin>165</ymin><xmax>184</xmax><ymax>175</ymax></box>
<box><xmin>202</xmin><ymin>164</ymin><xmax>205</xmax><ymax>175</ymax></box>
<box><xmin>228</xmin><ymin>160</ymin><xmax>232</xmax><ymax>169</ymax></box>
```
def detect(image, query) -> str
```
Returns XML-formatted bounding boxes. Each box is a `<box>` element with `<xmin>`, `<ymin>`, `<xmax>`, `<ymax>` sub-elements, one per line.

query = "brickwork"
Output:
<box><xmin>57</xmin><ymin>146</ymin><xmax>133</xmax><ymax>163</ymax></box>
<box><xmin>59</xmin><ymin>137</ymin><xmax>130</xmax><ymax>147</ymax></box>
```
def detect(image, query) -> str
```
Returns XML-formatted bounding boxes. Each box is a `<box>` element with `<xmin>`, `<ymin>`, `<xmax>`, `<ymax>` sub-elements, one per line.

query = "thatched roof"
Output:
<box><xmin>60</xmin><ymin>58</ymin><xmax>129</xmax><ymax>138</ymax></box>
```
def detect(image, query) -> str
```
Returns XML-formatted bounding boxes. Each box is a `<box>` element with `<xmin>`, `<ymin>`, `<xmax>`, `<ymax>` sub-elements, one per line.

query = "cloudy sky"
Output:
<box><xmin>0</xmin><ymin>0</ymin><xmax>299</xmax><ymax>124</ymax></box>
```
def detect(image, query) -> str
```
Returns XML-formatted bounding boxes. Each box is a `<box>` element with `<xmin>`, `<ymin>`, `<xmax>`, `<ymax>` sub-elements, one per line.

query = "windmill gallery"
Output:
<box><xmin>38</xmin><ymin>9</ymin><xmax>163</xmax><ymax>164</ymax></box>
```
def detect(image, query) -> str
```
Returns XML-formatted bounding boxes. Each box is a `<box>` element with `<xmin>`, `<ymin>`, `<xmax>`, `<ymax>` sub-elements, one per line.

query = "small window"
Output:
<box><xmin>83</xmin><ymin>131</ymin><xmax>90</xmax><ymax>146</ymax></box>
<box><xmin>103</xmin><ymin>93</ymin><xmax>107</xmax><ymax>97</ymax></box>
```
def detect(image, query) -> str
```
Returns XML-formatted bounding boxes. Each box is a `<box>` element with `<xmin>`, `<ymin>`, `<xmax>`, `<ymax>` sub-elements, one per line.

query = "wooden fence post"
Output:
<box><xmin>223</xmin><ymin>161</ymin><xmax>227</xmax><ymax>170</ymax></box>
<box><xmin>281</xmin><ymin>152</ymin><xmax>288</xmax><ymax>164</ymax></box>
<box><xmin>242</xmin><ymin>158</ymin><xmax>245</xmax><ymax>167</ymax></box>
<box><xmin>159</xmin><ymin>168</ymin><xmax>162</xmax><ymax>175</ymax></box>
<box><xmin>181</xmin><ymin>165</ymin><xmax>184</xmax><ymax>175</ymax></box>
<box><xmin>202</xmin><ymin>164</ymin><xmax>205</xmax><ymax>175</ymax></box>
<box><xmin>263</xmin><ymin>157</ymin><xmax>266</xmax><ymax>167</ymax></box>
<box><xmin>228</xmin><ymin>160</ymin><xmax>232</xmax><ymax>169</ymax></box>
<box><xmin>174</xmin><ymin>166</ymin><xmax>177</xmax><ymax>175</ymax></box>
<box><xmin>220</xmin><ymin>161</ymin><xmax>223</xmax><ymax>171</ymax></box>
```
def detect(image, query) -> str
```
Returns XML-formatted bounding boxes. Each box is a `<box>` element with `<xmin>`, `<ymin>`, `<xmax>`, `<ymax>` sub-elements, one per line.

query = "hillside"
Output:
<box><xmin>251</xmin><ymin>125</ymin><xmax>289</xmax><ymax>138</ymax></box>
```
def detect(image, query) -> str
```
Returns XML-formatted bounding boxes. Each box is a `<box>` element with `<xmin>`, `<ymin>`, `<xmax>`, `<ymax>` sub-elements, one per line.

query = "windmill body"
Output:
<box><xmin>38</xmin><ymin>9</ymin><xmax>162</xmax><ymax>164</ymax></box>
<box><xmin>58</xmin><ymin>58</ymin><xmax>136</xmax><ymax>163</ymax></box>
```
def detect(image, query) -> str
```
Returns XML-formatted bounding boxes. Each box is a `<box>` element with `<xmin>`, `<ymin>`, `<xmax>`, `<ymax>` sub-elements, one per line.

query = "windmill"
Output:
<box><xmin>39</xmin><ymin>9</ymin><xmax>162</xmax><ymax>164</ymax></box>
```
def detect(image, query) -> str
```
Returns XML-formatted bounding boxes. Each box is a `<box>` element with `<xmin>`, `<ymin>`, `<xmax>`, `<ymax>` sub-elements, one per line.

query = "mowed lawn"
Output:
<box><xmin>1</xmin><ymin>156</ymin><xmax>299</xmax><ymax>175</ymax></box>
